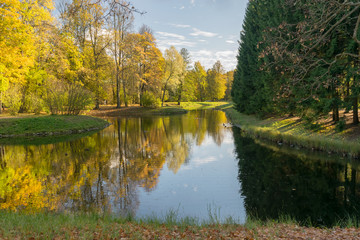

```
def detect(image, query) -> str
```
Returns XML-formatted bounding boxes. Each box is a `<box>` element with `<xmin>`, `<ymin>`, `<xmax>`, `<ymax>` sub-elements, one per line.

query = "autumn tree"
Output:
<box><xmin>110</xmin><ymin>1</ymin><xmax>134</xmax><ymax>108</ymax></box>
<box><xmin>0</xmin><ymin>0</ymin><xmax>54</xmax><ymax>114</ymax></box>
<box><xmin>187</xmin><ymin>61</ymin><xmax>207</xmax><ymax>102</ymax></box>
<box><xmin>224</xmin><ymin>71</ymin><xmax>234</xmax><ymax>100</ymax></box>
<box><xmin>175</xmin><ymin>48</ymin><xmax>191</xmax><ymax>105</ymax></box>
<box><xmin>206</xmin><ymin>61</ymin><xmax>226</xmax><ymax>101</ymax></box>
<box><xmin>137</xmin><ymin>32</ymin><xmax>164</xmax><ymax>106</ymax></box>
<box><xmin>161</xmin><ymin>46</ymin><xmax>184</xmax><ymax>106</ymax></box>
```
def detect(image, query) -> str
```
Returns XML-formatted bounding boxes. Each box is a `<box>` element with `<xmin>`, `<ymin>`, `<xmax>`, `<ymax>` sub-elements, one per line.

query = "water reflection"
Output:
<box><xmin>0</xmin><ymin>110</ymin><xmax>228</xmax><ymax>216</ymax></box>
<box><xmin>233</xmin><ymin>127</ymin><xmax>360</xmax><ymax>227</ymax></box>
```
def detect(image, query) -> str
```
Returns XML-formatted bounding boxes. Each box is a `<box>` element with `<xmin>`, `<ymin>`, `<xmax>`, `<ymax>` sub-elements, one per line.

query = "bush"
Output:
<box><xmin>141</xmin><ymin>92</ymin><xmax>161</xmax><ymax>108</ymax></box>
<box><xmin>44</xmin><ymin>83</ymin><xmax>67</xmax><ymax>114</ymax></box>
<box><xmin>67</xmin><ymin>85</ymin><xmax>93</xmax><ymax>114</ymax></box>
<box><xmin>44</xmin><ymin>80</ymin><xmax>94</xmax><ymax>115</ymax></box>
<box><xmin>4</xmin><ymin>87</ymin><xmax>22</xmax><ymax>115</ymax></box>
<box><xmin>25</xmin><ymin>93</ymin><xmax>45</xmax><ymax>114</ymax></box>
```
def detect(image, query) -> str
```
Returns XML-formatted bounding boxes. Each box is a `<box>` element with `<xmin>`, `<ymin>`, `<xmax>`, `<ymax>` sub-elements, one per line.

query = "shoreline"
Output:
<box><xmin>0</xmin><ymin>115</ymin><xmax>110</xmax><ymax>139</ymax></box>
<box><xmin>218</xmin><ymin>105</ymin><xmax>360</xmax><ymax>158</ymax></box>
<box><xmin>0</xmin><ymin>212</ymin><xmax>358</xmax><ymax>239</ymax></box>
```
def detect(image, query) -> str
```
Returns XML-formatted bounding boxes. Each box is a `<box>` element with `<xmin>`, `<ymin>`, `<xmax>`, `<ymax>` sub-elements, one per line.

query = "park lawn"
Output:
<box><xmin>0</xmin><ymin>212</ymin><xmax>358</xmax><ymax>239</ymax></box>
<box><xmin>0</xmin><ymin>115</ymin><xmax>109</xmax><ymax>137</ymax></box>
<box><xmin>178</xmin><ymin>101</ymin><xmax>230</xmax><ymax>110</ymax></box>
<box><xmin>219</xmin><ymin>103</ymin><xmax>360</xmax><ymax>157</ymax></box>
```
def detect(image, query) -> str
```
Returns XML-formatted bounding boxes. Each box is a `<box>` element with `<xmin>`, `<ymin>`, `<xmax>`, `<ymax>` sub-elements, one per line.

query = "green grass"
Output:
<box><xmin>0</xmin><ymin>115</ymin><xmax>109</xmax><ymax>137</ymax></box>
<box><xmin>0</xmin><ymin>211</ymin><xmax>358</xmax><ymax>239</ymax></box>
<box><xmin>137</xmin><ymin>102</ymin><xmax>228</xmax><ymax>115</ymax></box>
<box><xmin>145</xmin><ymin>106</ymin><xmax>188</xmax><ymax>115</ymax></box>
<box><xmin>221</xmin><ymin>105</ymin><xmax>360</xmax><ymax>158</ymax></box>
<box><xmin>179</xmin><ymin>101</ymin><xmax>230</xmax><ymax>110</ymax></box>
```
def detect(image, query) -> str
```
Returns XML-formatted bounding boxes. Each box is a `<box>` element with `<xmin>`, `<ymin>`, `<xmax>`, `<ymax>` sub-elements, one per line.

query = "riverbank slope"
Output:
<box><xmin>86</xmin><ymin>102</ymin><xmax>228</xmax><ymax>117</ymax></box>
<box><xmin>218</xmin><ymin>103</ymin><xmax>360</xmax><ymax>158</ymax></box>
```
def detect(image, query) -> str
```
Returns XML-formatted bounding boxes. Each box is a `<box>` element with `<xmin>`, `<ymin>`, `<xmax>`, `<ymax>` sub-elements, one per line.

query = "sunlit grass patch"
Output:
<box><xmin>179</xmin><ymin>101</ymin><xmax>230</xmax><ymax>110</ymax></box>
<box><xmin>223</xmin><ymin>105</ymin><xmax>360</xmax><ymax>157</ymax></box>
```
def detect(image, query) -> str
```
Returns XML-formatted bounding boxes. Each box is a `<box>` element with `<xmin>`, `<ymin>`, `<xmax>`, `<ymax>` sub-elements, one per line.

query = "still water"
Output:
<box><xmin>1</xmin><ymin>110</ymin><xmax>360</xmax><ymax>226</ymax></box>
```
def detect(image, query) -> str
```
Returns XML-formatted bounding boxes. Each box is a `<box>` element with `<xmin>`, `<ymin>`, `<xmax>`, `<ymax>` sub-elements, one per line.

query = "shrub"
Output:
<box><xmin>67</xmin><ymin>85</ymin><xmax>93</xmax><ymax>115</ymax></box>
<box><xmin>141</xmin><ymin>92</ymin><xmax>161</xmax><ymax>108</ymax></box>
<box><xmin>4</xmin><ymin>87</ymin><xmax>22</xmax><ymax>115</ymax></box>
<box><xmin>44</xmin><ymin>80</ymin><xmax>94</xmax><ymax>115</ymax></box>
<box><xmin>25</xmin><ymin>93</ymin><xmax>45</xmax><ymax>114</ymax></box>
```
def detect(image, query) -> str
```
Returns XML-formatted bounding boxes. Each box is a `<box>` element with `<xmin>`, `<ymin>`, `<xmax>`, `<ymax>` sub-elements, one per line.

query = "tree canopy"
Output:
<box><xmin>232</xmin><ymin>0</ymin><xmax>360</xmax><ymax>124</ymax></box>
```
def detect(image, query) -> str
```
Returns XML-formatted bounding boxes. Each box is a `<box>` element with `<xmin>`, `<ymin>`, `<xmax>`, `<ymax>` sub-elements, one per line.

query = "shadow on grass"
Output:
<box><xmin>214</xmin><ymin>103</ymin><xmax>234</xmax><ymax>110</ymax></box>
<box><xmin>275</xmin><ymin>119</ymin><xmax>303</xmax><ymax>132</ymax></box>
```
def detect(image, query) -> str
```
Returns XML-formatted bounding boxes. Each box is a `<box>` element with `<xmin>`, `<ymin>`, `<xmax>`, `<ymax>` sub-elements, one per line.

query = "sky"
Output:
<box><xmin>129</xmin><ymin>0</ymin><xmax>248</xmax><ymax>71</ymax></box>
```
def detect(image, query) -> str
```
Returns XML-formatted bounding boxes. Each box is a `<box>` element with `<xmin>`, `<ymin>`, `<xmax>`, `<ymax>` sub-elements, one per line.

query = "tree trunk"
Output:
<box><xmin>114</xmin><ymin>13</ymin><xmax>121</xmax><ymax>109</ymax></box>
<box><xmin>161</xmin><ymin>86</ymin><xmax>167</xmax><ymax>107</ymax></box>
<box><xmin>332</xmin><ymin>106</ymin><xmax>339</xmax><ymax>122</ymax></box>
<box><xmin>344</xmin><ymin>77</ymin><xmax>350</xmax><ymax>113</ymax></box>
<box><xmin>116</xmin><ymin>68</ymin><xmax>121</xmax><ymax>108</ymax></box>
<box><xmin>0</xmin><ymin>91</ymin><xmax>2</xmax><ymax>114</ymax></box>
<box><xmin>162</xmin><ymin>76</ymin><xmax>171</xmax><ymax>107</ymax></box>
<box><xmin>122</xmin><ymin>77</ymin><xmax>127</xmax><ymax>107</ymax></box>
<box><xmin>353</xmin><ymin>95</ymin><xmax>359</xmax><ymax>124</ymax></box>
<box><xmin>177</xmin><ymin>82</ymin><xmax>182</xmax><ymax>105</ymax></box>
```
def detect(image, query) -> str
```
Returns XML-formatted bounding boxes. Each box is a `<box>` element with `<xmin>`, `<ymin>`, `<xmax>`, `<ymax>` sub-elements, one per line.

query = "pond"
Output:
<box><xmin>1</xmin><ymin>110</ymin><xmax>360</xmax><ymax>226</ymax></box>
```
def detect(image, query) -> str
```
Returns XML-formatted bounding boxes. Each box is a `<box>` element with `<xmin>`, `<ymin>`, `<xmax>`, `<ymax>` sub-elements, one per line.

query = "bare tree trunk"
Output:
<box><xmin>115</xmin><ymin>27</ymin><xmax>121</xmax><ymax>109</ymax></box>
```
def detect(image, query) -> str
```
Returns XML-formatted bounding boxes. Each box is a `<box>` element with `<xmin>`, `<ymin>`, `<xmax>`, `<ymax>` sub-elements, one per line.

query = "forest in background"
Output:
<box><xmin>232</xmin><ymin>0</ymin><xmax>360</xmax><ymax>127</ymax></box>
<box><xmin>0</xmin><ymin>0</ymin><xmax>234</xmax><ymax>115</ymax></box>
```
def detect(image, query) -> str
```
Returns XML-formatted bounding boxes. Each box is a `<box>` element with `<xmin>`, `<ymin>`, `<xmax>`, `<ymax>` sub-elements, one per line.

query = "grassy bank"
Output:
<box><xmin>0</xmin><ymin>212</ymin><xmax>358</xmax><ymax>239</ymax></box>
<box><xmin>219</xmin><ymin>104</ymin><xmax>360</xmax><ymax>158</ymax></box>
<box><xmin>87</xmin><ymin>102</ymin><xmax>228</xmax><ymax>117</ymax></box>
<box><xmin>178</xmin><ymin>101</ymin><xmax>230</xmax><ymax>110</ymax></box>
<box><xmin>0</xmin><ymin>115</ymin><xmax>109</xmax><ymax>138</ymax></box>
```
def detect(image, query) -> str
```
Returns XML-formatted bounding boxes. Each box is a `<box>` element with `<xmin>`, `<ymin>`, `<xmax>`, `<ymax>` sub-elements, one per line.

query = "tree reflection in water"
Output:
<box><xmin>233</xmin><ymin>127</ymin><xmax>360</xmax><ymax>227</ymax></box>
<box><xmin>0</xmin><ymin>110</ymin><xmax>227</xmax><ymax>215</ymax></box>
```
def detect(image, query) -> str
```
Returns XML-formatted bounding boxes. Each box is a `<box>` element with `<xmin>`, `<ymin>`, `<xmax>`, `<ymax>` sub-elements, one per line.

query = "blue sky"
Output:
<box><xmin>129</xmin><ymin>0</ymin><xmax>248</xmax><ymax>71</ymax></box>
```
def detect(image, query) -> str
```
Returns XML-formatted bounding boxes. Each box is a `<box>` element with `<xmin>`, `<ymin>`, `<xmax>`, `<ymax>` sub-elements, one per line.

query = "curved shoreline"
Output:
<box><xmin>0</xmin><ymin>115</ymin><xmax>110</xmax><ymax>139</ymax></box>
<box><xmin>221</xmin><ymin>107</ymin><xmax>360</xmax><ymax>159</ymax></box>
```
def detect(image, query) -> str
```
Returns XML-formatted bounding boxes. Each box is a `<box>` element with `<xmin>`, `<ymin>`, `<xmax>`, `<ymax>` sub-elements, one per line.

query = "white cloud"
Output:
<box><xmin>190</xmin><ymin>0</ymin><xmax>195</xmax><ymax>5</ymax></box>
<box><xmin>155</xmin><ymin>31</ymin><xmax>197</xmax><ymax>52</ymax></box>
<box><xmin>180</xmin><ymin>6</ymin><xmax>185</xmax><ymax>10</ymax></box>
<box><xmin>226</xmin><ymin>40</ymin><xmax>235</xmax><ymax>44</ymax></box>
<box><xmin>191</xmin><ymin>49</ymin><xmax>237</xmax><ymax>71</ymax></box>
<box><xmin>156</xmin><ymin>31</ymin><xmax>186</xmax><ymax>40</ymax></box>
<box><xmin>215</xmin><ymin>50</ymin><xmax>235</xmax><ymax>58</ymax></box>
<box><xmin>170</xmin><ymin>23</ymin><xmax>192</xmax><ymax>28</ymax></box>
<box><xmin>198</xmin><ymin>39</ymin><xmax>207</xmax><ymax>43</ymax></box>
<box><xmin>190</xmin><ymin>28</ymin><xmax>218</xmax><ymax>38</ymax></box>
